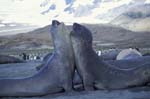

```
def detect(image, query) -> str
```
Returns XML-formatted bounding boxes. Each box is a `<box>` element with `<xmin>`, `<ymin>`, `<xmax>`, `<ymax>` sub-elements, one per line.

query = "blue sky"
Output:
<box><xmin>65</xmin><ymin>0</ymin><xmax>73</xmax><ymax>4</ymax></box>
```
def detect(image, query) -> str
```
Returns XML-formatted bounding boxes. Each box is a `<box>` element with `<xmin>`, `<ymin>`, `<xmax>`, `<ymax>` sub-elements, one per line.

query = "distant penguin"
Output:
<box><xmin>97</xmin><ymin>50</ymin><xmax>102</xmax><ymax>56</ymax></box>
<box><xmin>22</xmin><ymin>53</ymin><xmax>27</xmax><ymax>60</ymax></box>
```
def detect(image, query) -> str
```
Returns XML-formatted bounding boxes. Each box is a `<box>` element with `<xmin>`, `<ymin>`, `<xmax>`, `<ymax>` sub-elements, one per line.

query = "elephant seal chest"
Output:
<box><xmin>71</xmin><ymin>23</ymin><xmax>150</xmax><ymax>90</ymax></box>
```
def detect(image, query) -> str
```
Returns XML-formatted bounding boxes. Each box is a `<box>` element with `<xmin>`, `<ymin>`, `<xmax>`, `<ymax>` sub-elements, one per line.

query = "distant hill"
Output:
<box><xmin>0</xmin><ymin>24</ymin><xmax>150</xmax><ymax>50</ymax></box>
<box><xmin>110</xmin><ymin>4</ymin><xmax>150</xmax><ymax>32</ymax></box>
<box><xmin>0</xmin><ymin>21</ymin><xmax>38</xmax><ymax>36</ymax></box>
<box><xmin>0</xmin><ymin>25</ymin><xmax>51</xmax><ymax>50</ymax></box>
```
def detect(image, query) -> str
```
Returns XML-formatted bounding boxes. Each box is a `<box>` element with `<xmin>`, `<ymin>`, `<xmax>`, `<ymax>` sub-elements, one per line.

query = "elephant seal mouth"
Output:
<box><xmin>52</xmin><ymin>20</ymin><xmax>60</xmax><ymax>27</ymax></box>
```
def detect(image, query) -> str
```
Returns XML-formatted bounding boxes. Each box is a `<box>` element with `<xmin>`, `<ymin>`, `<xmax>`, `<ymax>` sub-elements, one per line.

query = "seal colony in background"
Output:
<box><xmin>0</xmin><ymin>20</ymin><xmax>150</xmax><ymax>97</ymax></box>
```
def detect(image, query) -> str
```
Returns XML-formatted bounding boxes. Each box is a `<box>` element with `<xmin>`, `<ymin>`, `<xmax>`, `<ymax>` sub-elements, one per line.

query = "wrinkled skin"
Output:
<box><xmin>70</xmin><ymin>23</ymin><xmax>150</xmax><ymax>90</ymax></box>
<box><xmin>0</xmin><ymin>20</ymin><xmax>75</xmax><ymax>96</ymax></box>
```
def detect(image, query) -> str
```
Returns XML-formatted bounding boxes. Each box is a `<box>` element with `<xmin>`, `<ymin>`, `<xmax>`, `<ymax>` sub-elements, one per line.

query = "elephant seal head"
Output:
<box><xmin>71</xmin><ymin>23</ymin><xmax>93</xmax><ymax>52</ymax></box>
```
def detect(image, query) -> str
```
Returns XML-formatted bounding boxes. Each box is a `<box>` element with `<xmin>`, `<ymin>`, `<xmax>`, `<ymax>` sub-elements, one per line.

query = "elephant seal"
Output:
<box><xmin>143</xmin><ymin>53</ymin><xmax>150</xmax><ymax>56</ymax></box>
<box><xmin>70</xmin><ymin>23</ymin><xmax>150</xmax><ymax>90</ymax></box>
<box><xmin>0</xmin><ymin>20</ymin><xmax>75</xmax><ymax>96</ymax></box>
<box><xmin>100</xmin><ymin>50</ymin><xmax>120</xmax><ymax>60</ymax></box>
<box><xmin>0</xmin><ymin>55</ymin><xmax>24</xmax><ymax>64</ymax></box>
<box><xmin>116</xmin><ymin>48</ymin><xmax>142</xmax><ymax>60</ymax></box>
<box><xmin>43</xmin><ymin>53</ymin><xmax>53</xmax><ymax>62</ymax></box>
<box><xmin>105</xmin><ymin>56</ymin><xmax>150</xmax><ymax>70</ymax></box>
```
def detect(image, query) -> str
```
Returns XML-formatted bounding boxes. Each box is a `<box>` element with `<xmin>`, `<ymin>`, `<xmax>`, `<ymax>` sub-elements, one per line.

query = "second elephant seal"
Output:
<box><xmin>71</xmin><ymin>23</ymin><xmax>150</xmax><ymax>90</ymax></box>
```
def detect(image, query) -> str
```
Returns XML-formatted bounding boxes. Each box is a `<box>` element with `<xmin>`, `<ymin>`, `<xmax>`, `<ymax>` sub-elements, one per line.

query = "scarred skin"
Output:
<box><xmin>70</xmin><ymin>23</ymin><xmax>150</xmax><ymax>90</ymax></box>
<box><xmin>0</xmin><ymin>20</ymin><xmax>75</xmax><ymax>96</ymax></box>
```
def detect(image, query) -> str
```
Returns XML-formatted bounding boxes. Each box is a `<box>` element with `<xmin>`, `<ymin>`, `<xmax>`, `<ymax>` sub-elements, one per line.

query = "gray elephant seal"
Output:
<box><xmin>116</xmin><ymin>48</ymin><xmax>142</xmax><ymax>60</ymax></box>
<box><xmin>105</xmin><ymin>56</ymin><xmax>150</xmax><ymax>70</ymax></box>
<box><xmin>71</xmin><ymin>23</ymin><xmax>150</xmax><ymax>90</ymax></box>
<box><xmin>100</xmin><ymin>50</ymin><xmax>120</xmax><ymax>60</ymax></box>
<box><xmin>143</xmin><ymin>53</ymin><xmax>150</xmax><ymax>56</ymax></box>
<box><xmin>0</xmin><ymin>20</ymin><xmax>75</xmax><ymax>96</ymax></box>
<box><xmin>0</xmin><ymin>55</ymin><xmax>24</xmax><ymax>64</ymax></box>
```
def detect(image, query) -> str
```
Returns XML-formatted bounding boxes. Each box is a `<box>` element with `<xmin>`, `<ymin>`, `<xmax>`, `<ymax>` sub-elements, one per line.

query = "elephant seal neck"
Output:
<box><xmin>51</xmin><ymin>21</ymin><xmax>72</xmax><ymax>56</ymax></box>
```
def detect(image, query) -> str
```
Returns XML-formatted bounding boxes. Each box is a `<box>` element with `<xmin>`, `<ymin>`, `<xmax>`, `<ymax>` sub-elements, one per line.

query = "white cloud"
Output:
<box><xmin>9</xmin><ymin>24</ymin><xmax>16</xmax><ymax>27</ymax></box>
<box><xmin>145</xmin><ymin>0</ymin><xmax>150</xmax><ymax>3</ymax></box>
<box><xmin>0</xmin><ymin>0</ymin><xmax>150</xmax><ymax>26</ymax></box>
<box><xmin>72</xmin><ymin>0</ymin><xmax>94</xmax><ymax>7</ymax></box>
<box><xmin>0</xmin><ymin>0</ymin><xmax>48</xmax><ymax>26</ymax></box>
<box><xmin>2</xmin><ymin>20</ymin><xmax>13</xmax><ymax>24</ymax></box>
<box><xmin>0</xmin><ymin>24</ymin><xmax>5</xmax><ymax>27</ymax></box>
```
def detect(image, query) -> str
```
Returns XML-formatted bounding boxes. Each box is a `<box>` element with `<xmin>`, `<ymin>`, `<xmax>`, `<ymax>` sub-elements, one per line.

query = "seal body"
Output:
<box><xmin>116</xmin><ymin>49</ymin><xmax>142</xmax><ymax>60</ymax></box>
<box><xmin>0</xmin><ymin>55</ymin><xmax>24</xmax><ymax>64</ymax></box>
<box><xmin>0</xmin><ymin>20</ymin><xmax>75</xmax><ymax>96</ymax></box>
<box><xmin>105</xmin><ymin>56</ymin><xmax>150</xmax><ymax>70</ymax></box>
<box><xmin>100</xmin><ymin>50</ymin><xmax>120</xmax><ymax>60</ymax></box>
<box><xmin>71</xmin><ymin>23</ymin><xmax>150</xmax><ymax>90</ymax></box>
